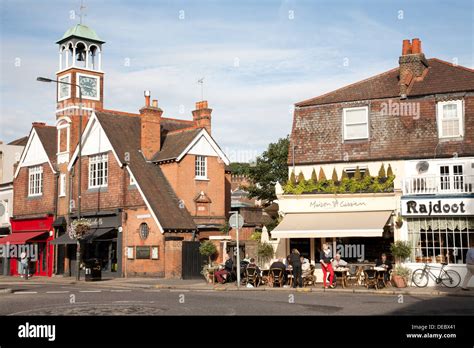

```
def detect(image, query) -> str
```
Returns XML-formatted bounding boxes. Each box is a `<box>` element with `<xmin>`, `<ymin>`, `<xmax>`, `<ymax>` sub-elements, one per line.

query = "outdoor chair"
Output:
<box><xmin>302</xmin><ymin>264</ymin><xmax>316</xmax><ymax>287</ymax></box>
<box><xmin>269</xmin><ymin>268</ymin><xmax>285</xmax><ymax>287</ymax></box>
<box><xmin>245</xmin><ymin>267</ymin><xmax>260</xmax><ymax>287</ymax></box>
<box><xmin>346</xmin><ymin>265</ymin><xmax>360</xmax><ymax>287</ymax></box>
<box><xmin>364</xmin><ymin>269</ymin><xmax>378</xmax><ymax>290</ymax></box>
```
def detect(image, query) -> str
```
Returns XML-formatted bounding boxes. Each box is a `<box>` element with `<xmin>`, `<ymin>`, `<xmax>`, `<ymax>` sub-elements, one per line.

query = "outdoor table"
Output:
<box><xmin>334</xmin><ymin>267</ymin><xmax>349</xmax><ymax>288</ymax></box>
<box><xmin>286</xmin><ymin>268</ymin><xmax>293</xmax><ymax>287</ymax></box>
<box><xmin>374</xmin><ymin>267</ymin><xmax>388</xmax><ymax>287</ymax></box>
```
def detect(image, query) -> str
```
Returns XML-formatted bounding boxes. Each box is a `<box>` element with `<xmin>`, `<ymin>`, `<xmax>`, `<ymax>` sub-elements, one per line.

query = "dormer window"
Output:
<box><xmin>343</xmin><ymin>106</ymin><xmax>369</xmax><ymax>140</ymax></box>
<box><xmin>437</xmin><ymin>100</ymin><xmax>464</xmax><ymax>138</ymax></box>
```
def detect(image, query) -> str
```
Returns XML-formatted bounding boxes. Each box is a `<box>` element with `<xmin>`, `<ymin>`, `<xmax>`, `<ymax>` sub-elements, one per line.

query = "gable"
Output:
<box><xmin>21</xmin><ymin>131</ymin><xmax>49</xmax><ymax>167</ymax></box>
<box><xmin>176</xmin><ymin>129</ymin><xmax>230</xmax><ymax>165</ymax></box>
<box><xmin>187</xmin><ymin>134</ymin><xmax>219</xmax><ymax>157</ymax></box>
<box><xmin>81</xmin><ymin>117</ymin><xmax>113</xmax><ymax>156</ymax></box>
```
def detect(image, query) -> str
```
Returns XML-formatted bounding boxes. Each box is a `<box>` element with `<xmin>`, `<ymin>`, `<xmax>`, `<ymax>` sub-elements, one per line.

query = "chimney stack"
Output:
<box><xmin>139</xmin><ymin>91</ymin><xmax>163</xmax><ymax>160</ymax></box>
<box><xmin>399</xmin><ymin>38</ymin><xmax>428</xmax><ymax>99</ymax></box>
<box><xmin>192</xmin><ymin>100</ymin><xmax>212</xmax><ymax>134</ymax></box>
<box><xmin>32</xmin><ymin>122</ymin><xmax>46</xmax><ymax>127</ymax></box>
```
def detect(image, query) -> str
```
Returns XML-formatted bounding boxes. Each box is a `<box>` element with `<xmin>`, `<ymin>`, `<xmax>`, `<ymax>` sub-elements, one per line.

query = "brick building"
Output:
<box><xmin>273</xmin><ymin>38</ymin><xmax>474</xmax><ymax>286</ymax></box>
<box><xmin>8</xmin><ymin>23</ymin><xmax>231</xmax><ymax>278</ymax></box>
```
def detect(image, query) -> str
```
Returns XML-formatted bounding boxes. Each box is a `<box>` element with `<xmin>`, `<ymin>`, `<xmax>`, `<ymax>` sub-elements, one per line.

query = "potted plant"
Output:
<box><xmin>199</xmin><ymin>241</ymin><xmax>218</xmax><ymax>283</ymax></box>
<box><xmin>392</xmin><ymin>266</ymin><xmax>411</xmax><ymax>288</ymax></box>
<box><xmin>257</xmin><ymin>242</ymin><xmax>274</xmax><ymax>267</ymax></box>
<box><xmin>390</xmin><ymin>240</ymin><xmax>412</xmax><ymax>288</ymax></box>
<box><xmin>395</xmin><ymin>215</ymin><xmax>403</xmax><ymax>229</ymax></box>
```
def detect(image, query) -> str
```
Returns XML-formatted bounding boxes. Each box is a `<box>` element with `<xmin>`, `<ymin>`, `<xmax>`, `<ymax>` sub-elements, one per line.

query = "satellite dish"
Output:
<box><xmin>416</xmin><ymin>161</ymin><xmax>429</xmax><ymax>174</ymax></box>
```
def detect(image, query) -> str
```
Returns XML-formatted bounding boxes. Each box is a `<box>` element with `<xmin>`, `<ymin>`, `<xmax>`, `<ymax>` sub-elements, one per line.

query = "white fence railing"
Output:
<box><xmin>403</xmin><ymin>175</ymin><xmax>474</xmax><ymax>195</ymax></box>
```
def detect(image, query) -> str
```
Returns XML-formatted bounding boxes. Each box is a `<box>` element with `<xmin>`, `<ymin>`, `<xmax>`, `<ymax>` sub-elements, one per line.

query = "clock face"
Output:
<box><xmin>78</xmin><ymin>75</ymin><xmax>98</xmax><ymax>99</ymax></box>
<box><xmin>58</xmin><ymin>75</ymin><xmax>70</xmax><ymax>99</ymax></box>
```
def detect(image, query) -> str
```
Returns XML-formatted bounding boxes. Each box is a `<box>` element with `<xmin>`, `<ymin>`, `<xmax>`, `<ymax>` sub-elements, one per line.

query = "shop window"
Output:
<box><xmin>139</xmin><ymin>223</ymin><xmax>149</xmax><ymax>240</ymax></box>
<box><xmin>343</xmin><ymin>106</ymin><xmax>369</xmax><ymax>140</ymax></box>
<box><xmin>437</xmin><ymin>100</ymin><xmax>463</xmax><ymax>138</ymax></box>
<box><xmin>28</xmin><ymin>165</ymin><xmax>43</xmax><ymax>196</ymax></box>
<box><xmin>195</xmin><ymin>155</ymin><xmax>207</xmax><ymax>179</ymax></box>
<box><xmin>408</xmin><ymin>217</ymin><xmax>474</xmax><ymax>264</ymax></box>
<box><xmin>88</xmin><ymin>153</ymin><xmax>108</xmax><ymax>188</ymax></box>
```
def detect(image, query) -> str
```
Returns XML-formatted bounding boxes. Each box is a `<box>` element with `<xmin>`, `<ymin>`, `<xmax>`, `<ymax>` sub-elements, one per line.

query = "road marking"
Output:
<box><xmin>46</xmin><ymin>291</ymin><xmax>69</xmax><ymax>294</ymax></box>
<box><xmin>143</xmin><ymin>290</ymin><xmax>161</xmax><ymax>292</ymax></box>
<box><xmin>113</xmin><ymin>300</ymin><xmax>144</xmax><ymax>303</ymax></box>
<box><xmin>14</xmin><ymin>291</ymin><xmax>38</xmax><ymax>294</ymax></box>
<box><xmin>79</xmin><ymin>290</ymin><xmax>102</xmax><ymax>293</ymax></box>
<box><xmin>110</xmin><ymin>289</ymin><xmax>132</xmax><ymax>292</ymax></box>
<box><xmin>170</xmin><ymin>289</ymin><xmax>190</xmax><ymax>292</ymax></box>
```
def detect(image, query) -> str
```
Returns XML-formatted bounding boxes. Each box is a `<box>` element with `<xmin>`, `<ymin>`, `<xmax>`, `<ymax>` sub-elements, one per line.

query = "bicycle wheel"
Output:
<box><xmin>412</xmin><ymin>269</ymin><xmax>429</xmax><ymax>287</ymax></box>
<box><xmin>440</xmin><ymin>270</ymin><xmax>461</xmax><ymax>288</ymax></box>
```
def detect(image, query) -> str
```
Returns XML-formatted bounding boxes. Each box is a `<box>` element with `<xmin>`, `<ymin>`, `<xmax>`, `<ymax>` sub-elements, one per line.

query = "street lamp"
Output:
<box><xmin>37</xmin><ymin>76</ymin><xmax>83</xmax><ymax>281</ymax></box>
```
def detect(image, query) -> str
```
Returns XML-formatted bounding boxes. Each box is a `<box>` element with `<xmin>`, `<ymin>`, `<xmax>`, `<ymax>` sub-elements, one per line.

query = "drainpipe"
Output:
<box><xmin>53</xmin><ymin>172</ymin><xmax>59</xmax><ymax>276</ymax></box>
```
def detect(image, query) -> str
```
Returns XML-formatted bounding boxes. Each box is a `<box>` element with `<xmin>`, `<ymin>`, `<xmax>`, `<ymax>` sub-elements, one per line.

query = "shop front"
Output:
<box><xmin>0</xmin><ymin>215</ymin><xmax>54</xmax><ymax>277</ymax></box>
<box><xmin>272</xmin><ymin>193</ymin><xmax>399</xmax><ymax>266</ymax></box>
<box><xmin>51</xmin><ymin>210</ymin><xmax>122</xmax><ymax>278</ymax></box>
<box><xmin>401</xmin><ymin>196</ymin><xmax>474</xmax><ymax>286</ymax></box>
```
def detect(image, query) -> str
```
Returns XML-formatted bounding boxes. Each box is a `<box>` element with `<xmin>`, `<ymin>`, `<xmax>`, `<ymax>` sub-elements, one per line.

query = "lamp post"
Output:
<box><xmin>37</xmin><ymin>77</ymin><xmax>83</xmax><ymax>281</ymax></box>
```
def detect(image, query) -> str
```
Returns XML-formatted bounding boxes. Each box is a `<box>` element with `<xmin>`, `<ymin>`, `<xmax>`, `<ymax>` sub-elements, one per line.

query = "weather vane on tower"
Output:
<box><xmin>197</xmin><ymin>77</ymin><xmax>205</xmax><ymax>101</ymax></box>
<box><xmin>79</xmin><ymin>0</ymin><xmax>87</xmax><ymax>25</ymax></box>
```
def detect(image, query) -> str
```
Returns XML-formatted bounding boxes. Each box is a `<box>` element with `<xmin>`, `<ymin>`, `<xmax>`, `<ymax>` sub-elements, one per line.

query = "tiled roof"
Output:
<box><xmin>296</xmin><ymin>58</ymin><xmax>474</xmax><ymax>107</ymax></box>
<box><xmin>34</xmin><ymin>125</ymin><xmax>57</xmax><ymax>167</ymax></box>
<box><xmin>95</xmin><ymin>112</ymin><xmax>196</xmax><ymax>231</ymax></box>
<box><xmin>8</xmin><ymin>136</ymin><xmax>28</xmax><ymax>146</ymax></box>
<box><xmin>152</xmin><ymin>128</ymin><xmax>201</xmax><ymax>162</ymax></box>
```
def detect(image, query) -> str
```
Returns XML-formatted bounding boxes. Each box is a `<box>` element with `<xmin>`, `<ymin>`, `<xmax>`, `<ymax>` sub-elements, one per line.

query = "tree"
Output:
<box><xmin>354</xmin><ymin>166</ymin><xmax>362</xmax><ymax>180</ymax></box>
<box><xmin>311</xmin><ymin>168</ymin><xmax>318</xmax><ymax>182</ymax></box>
<box><xmin>387</xmin><ymin>164</ymin><xmax>394</xmax><ymax>177</ymax></box>
<box><xmin>199</xmin><ymin>241</ymin><xmax>217</xmax><ymax>266</ymax></box>
<box><xmin>331</xmin><ymin>168</ymin><xmax>338</xmax><ymax>182</ymax></box>
<box><xmin>318</xmin><ymin>168</ymin><xmax>327</xmax><ymax>181</ymax></box>
<box><xmin>341</xmin><ymin>170</ymin><xmax>348</xmax><ymax>180</ymax></box>
<box><xmin>297</xmin><ymin>171</ymin><xmax>305</xmax><ymax>183</ymax></box>
<box><xmin>228</xmin><ymin>162</ymin><xmax>251</xmax><ymax>176</ymax></box>
<box><xmin>289</xmin><ymin>171</ymin><xmax>297</xmax><ymax>184</ymax></box>
<box><xmin>247</xmin><ymin>136</ymin><xmax>289</xmax><ymax>204</ymax></box>
<box><xmin>378</xmin><ymin>163</ymin><xmax>386</xmax><ymax>178</ymax></box>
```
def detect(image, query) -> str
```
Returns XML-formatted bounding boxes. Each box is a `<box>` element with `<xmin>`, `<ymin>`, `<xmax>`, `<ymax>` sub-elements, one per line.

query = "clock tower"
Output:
<box><xmin>55</xmin><ymin>23</ymin><xmax>105</xmax><ymax>157</ymax></box>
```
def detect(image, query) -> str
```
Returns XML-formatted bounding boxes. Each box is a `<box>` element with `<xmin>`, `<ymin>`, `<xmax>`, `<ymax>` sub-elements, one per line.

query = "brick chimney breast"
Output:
<box><xmin>140</xmin><ymin>92</ymin><xmax>163</xmax><ymax>160</ymax></box>
<box><xmin>192</xmin><ymin>100</ymin><xmax>212</xmax><ymax>134</ymax></box>
<box><xmin>399</xmin><ymin>38</ymin><xmax>429</xmax><ymax>98</ymax></box>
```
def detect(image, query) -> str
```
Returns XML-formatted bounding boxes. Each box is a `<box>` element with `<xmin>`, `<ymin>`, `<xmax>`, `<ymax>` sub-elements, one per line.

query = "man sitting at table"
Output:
<box><xmin>332</xmin><ymin>253</ymin><xmax>348</xmax><ymax>269</ymax></box>
<box><xmin>270</xmin><ymin>258</ymin><xmax>286</xmax><ymax>271</ymax></box>
<box><xmin>214</xmin><ymin>255</ymin><xmax>234</xmax><ymax>284</ymax></box>
<box><xmin>375</xmin><ymin>253</ymin><xmax>393</xmax><ymax>283</ymax></box>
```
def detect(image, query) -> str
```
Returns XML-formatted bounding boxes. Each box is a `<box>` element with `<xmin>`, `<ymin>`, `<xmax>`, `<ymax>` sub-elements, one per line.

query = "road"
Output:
<box><xmin>0</xmin><ymin>282</ymin><xmax>473</xmax><ymax>315</ymax></box>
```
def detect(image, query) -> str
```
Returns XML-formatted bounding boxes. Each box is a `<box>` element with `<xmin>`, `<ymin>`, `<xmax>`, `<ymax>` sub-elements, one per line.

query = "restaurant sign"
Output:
<box><xmin>401</xmin><ymin>197</ymin><xmax>474</xmax><ymax>217</ymax></box>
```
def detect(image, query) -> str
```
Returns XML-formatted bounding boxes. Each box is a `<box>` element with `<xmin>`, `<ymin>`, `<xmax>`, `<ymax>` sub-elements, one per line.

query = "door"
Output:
<box><xmin>439</xmin><ymin>164</ymin><xmax>464</xmax><ymax>193</ymax></box>
<box><xmin>182</xmin><ymin>241</ymin><xmax>204</xmax><ymax>279</ymax></box>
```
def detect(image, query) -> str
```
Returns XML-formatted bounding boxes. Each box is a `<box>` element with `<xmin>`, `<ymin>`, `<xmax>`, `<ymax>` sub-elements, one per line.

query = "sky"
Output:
<box><xmin>0</xmin><ymin>0</ymin><xmax>473</xmax><ymax>162</ymax></box>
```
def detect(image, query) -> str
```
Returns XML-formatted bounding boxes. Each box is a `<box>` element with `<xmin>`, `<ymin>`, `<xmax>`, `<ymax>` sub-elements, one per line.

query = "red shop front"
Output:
<box><xmin>0</xmin><ymin>215</ymin><xmax>54</xmax><ymax>277</ymax></box>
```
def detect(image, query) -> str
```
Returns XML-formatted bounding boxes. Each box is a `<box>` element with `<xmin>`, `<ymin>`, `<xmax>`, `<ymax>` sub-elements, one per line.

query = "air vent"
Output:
<box><xmin>416</xmin><ymin>161</ymin><xmax>429</xmax><ymax>174</ymax></box>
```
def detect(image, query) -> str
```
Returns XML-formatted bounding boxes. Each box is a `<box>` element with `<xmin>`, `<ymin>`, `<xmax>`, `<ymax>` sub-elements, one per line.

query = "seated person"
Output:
<box><xmin>375</xmin><ymin>253</ymin><xmax>393</xmax><ymax>283</ymax></box>
<box><xmin>270</xmin><ymin>258</ymin><xmax>286</xmax><ymax>271</ymax></box>
<box><xmin>301</xmin><ymin>257</ymin><xmax>312</xmax><ymax>277</ymax></box>
<box><xmin>332</xmin><ymin>253</ymin><xmax>348</xmax><ymax>269</ymax></box>
<box><xmin>246</xmin><ymin>258</ymin><xmax>261</xmax><ymax>280</ymax></box>
<box><xmin>214</xmin><ymin>255</ymin><xmax>233</xmax><ymax>284</ymax></box>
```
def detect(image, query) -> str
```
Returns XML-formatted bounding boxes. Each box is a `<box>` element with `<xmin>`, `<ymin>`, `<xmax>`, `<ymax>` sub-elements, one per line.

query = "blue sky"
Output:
<box><xmin>1</xmin><ymin>0</ymin><xmax>473</xmax><ymax>161</ymax></box>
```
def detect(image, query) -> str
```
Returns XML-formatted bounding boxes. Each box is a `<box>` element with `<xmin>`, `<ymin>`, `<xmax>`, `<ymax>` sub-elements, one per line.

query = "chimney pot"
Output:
<box><xmin>402</xmin><ymin>39</ymin><xmax>412</xmax><ymax>55</ymax></box>
<box><xmin>411</xmin><ymin>38</ymin><xmax>422</xmax><ymax>54</ymax></box>
<box><xmin>32</xmin><ymin>122</ymin><xmax>46</xmax><ymax>127</ymax></box>
<box><xmin>144</xmin><ymin>90</ymin><xmax>151</xmax><ymax>107</ymax></box>
<box><xmin>152</xmin><ymin>99</ymin><xmax>158</xmax><ymax>108</ymax></box>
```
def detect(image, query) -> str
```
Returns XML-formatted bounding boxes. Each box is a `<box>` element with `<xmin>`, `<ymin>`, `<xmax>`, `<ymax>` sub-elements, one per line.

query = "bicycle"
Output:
<box><xmin>411</xmin><ymin>262</ymin><xmax>461</xmax><ymax>288</ymax></box>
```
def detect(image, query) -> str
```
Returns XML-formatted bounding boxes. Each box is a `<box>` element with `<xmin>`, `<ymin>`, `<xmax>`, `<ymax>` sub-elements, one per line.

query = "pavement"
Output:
<box><xmin>1</xmin><ymin>275</ymin><xmax>473</xmax><ymax>297</ymax></box>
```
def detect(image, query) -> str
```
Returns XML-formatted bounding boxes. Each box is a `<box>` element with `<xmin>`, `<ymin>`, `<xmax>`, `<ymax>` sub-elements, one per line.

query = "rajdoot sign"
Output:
<box><xmin>401</xmin><ymin>198</ymin><xmax>474</xmax><ymax>217</ymax></box>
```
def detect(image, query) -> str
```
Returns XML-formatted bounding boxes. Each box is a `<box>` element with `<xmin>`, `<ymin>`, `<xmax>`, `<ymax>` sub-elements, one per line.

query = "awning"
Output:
<box><xmin>0</xmin><ymin>231</ymin><xmax>49</xmax><ymax>245</ymax></box>
<box><xmin>271</xmin><ymin>211</ymin><xmax>392</xmax><ymax>238</ymax></box>
<box><xmin>50</xmin><ymin>228</ymin><xmax>114</xmax><ymax>245</ymax></box>
<box><xmin>52</xmin><ymin>216</ymin><xmax>67</xmax><ymax>228</ymax></box>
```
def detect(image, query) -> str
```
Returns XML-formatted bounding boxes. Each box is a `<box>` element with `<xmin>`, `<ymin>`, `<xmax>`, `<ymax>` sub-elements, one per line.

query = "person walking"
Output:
<box><xmin>289</xmin><ymin>249</ymin><xmax>303</xmax><ymax>288</ymax></box>
<box><xmin>20</xmin><ymin>251</ymin><xmax>29</xmax><ymax>280</ymax></box>
<box><xmin>320</xmin><ymin>243</ymin><xmax>335</xmax><ymax>289</ymax></box>
<box><xmin>461</xmin><ymin>244</ymin><xmax>474</xmax><ymax>291</ymax></box>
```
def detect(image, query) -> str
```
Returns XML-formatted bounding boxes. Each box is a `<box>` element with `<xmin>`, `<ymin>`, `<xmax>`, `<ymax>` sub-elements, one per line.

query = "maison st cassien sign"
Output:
<box><xmin>401</xmin><ymin>197</ymin><xmax>474</xmax><ymax>217</ymax></box>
